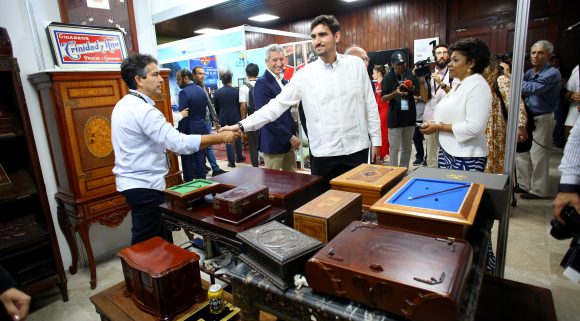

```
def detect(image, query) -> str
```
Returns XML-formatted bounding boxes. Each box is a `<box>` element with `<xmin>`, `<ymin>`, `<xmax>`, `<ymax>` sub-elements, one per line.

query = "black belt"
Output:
<box><xmin>533</xmin><ymin>111</ymin><xmax>553</xmax><ymax>117</ymax></box>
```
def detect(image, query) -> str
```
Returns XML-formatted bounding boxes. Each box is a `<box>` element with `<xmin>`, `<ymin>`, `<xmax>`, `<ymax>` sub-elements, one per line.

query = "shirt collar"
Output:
<box><xmin>267</xmin><ymin>68</ymin><xmax>283</xmax><ymax>80</ymax></box>
<box><xmin>316</xmin><ymin>52</ymin><xmax>341</xmax><ymax>70</ymax></box>
<box><xmin>130</xmin><ymin>89</ymin><xmax>155</xmax><ymax>105</ymax></box>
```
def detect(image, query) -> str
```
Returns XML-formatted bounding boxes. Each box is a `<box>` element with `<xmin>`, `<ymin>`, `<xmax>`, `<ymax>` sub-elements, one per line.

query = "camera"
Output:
<box><xmin>550</xmin><ymin>206</ymin><xmax>580</xmax><ymax>240</ymax></box>
<box><xmin>414</xmin><ymin>57</ymin><xmax>432</xmax><ymax>78</ymax></box>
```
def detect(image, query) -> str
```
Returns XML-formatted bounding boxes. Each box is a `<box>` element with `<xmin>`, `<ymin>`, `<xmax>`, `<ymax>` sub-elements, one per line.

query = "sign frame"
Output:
<box><xmin>46</xmin><ymin>22</ymin><xmax>128</xmax><ymax>69</ymax></box>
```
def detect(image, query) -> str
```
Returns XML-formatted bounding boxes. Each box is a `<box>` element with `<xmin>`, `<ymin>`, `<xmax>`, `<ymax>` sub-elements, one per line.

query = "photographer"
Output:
<box><xmin>553</xmin><ymin>115</ymin><xmax>580</xmax><ymax>224</ymax></box>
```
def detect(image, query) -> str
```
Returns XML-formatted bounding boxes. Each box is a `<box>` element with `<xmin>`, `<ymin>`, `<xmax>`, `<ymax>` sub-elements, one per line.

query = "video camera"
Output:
<box><xmin>414</xmin><ymin>57</ymin><xmax>433</xmax><ymax>78</ymax></box>
<box><xmin>550</xmin><ymin>205</ymin><xmax>580</xmax><ymax>283</ymax></box>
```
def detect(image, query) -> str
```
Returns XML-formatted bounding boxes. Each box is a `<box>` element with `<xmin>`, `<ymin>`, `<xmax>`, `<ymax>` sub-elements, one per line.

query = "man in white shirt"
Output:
<box><xmin>419</xmin><ymin>44</ymin><xmax>459</xmax><ymax>167</ymax></box>
<box><xmin>220</xmin><ymin>15</ymin><xmax>381</xmax><ymax>190</ymax></box>
<box><xmin>112</xmin><ymin>54</ymin><xmax>239</xmax><ymax>245</ymax></box>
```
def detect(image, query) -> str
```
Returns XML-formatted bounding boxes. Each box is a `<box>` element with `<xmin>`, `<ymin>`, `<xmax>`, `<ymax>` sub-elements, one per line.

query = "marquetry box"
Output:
<box><xmin>164</xmin><ymin>179</ymin><xmax>221</xmax><ymax>209</ymax></box>
<box><xmin>370</xmin><ymin>177</ymin><xmax>484</xmax><ymax>239</ymax></box>
<box><xmin>330</xmin><ymin>164</ymin><xmax>407</xmax><ymax>208</ymax></box>
<box><xmin>213</xmin><ymin>183</ymin><xmax>270</xmax><ymax>224</ymax></box>
<box><xmin>237</xmin><ymin>221</ymin><xmax>324</xmax><ymax>289</ymax></box>
<box><xmin>305</xmin><ymin>221</ymin><xmax>473</xmax><ymax>321</ymax></box>
<box><xmin>117</xmin><ymin>237</ymin><xmax>206</xmax><ymax>321</ymax></box>
<box><xmin>294</xmin><ymin>190</ymin><xmax>362</xmax><ymax>243</ymax></box>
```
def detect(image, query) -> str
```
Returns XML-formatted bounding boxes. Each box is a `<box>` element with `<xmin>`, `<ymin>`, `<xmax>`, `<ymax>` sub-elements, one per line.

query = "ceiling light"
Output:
<box><xmin>194</xmin><ymin>28</ymin><xmax>220</xmax><ymax>34</ymax></box>
<box><xmin>342</xmin><ymin>0</ymin><xmax>361</xmax><ymax>2</ymax></box>
<box><xmin>248</xmin><ymin>14</ymin><xmax>280</xmax><ymax>22</ymax></box>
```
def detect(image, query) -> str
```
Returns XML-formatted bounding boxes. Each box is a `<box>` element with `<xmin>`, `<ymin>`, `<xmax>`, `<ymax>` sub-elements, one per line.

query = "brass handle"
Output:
<box><xmin>369</xmin><ymin>264</ymin><xmax>383</xmax><ymax>272</ymax></box>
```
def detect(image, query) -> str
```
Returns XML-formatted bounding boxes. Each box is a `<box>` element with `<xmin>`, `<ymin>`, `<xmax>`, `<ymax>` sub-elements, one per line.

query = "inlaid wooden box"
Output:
<box><xmin>213</xmin><ymin>183</ymin><xmax>270</xmax><ymax>224</ymax></box>
<box><xmin>164</xmin><ymin>179</ymin><xmax>220</xmax><ymax>209</ymax></box>
<box><xmin>330</xmin><ymin>164</ymin><xmax>407</xmax><ymax>208</ymax></box>
<box><xmin>294</xmin><ymin>190</ymin><xmax>362</xmax><ymax>243</ymax></box>
<box><xmin>370</xmin><ymin>177</ymin><xmax>484</xmax><ymax>239</ymax></box>
<box><xmin>117</xmin><ymin>237</ymin><xmax>206</xmax><ymax>321</ymax></box>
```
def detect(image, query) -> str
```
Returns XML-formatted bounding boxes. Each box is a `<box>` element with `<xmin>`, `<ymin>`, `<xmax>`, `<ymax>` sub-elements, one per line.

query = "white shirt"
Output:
<box><xmin>423</xmin><ymin>66</ymin><xmax>460</xmax><ymax>122</ymax></box>
<box><xmin>112</xmin><ymin>90</ymin><xmax>201</xmax><ymax>191</ymax></box>
<box><xmin>239</xmin><ymin>79</ymin><xmax>256</xmax><ymax>103</ymax></box>
<box><xmin>240</xmin><ymin>54</ymin><xmax>381</xmax><ymax>157</ymax></box>
<box><xmin>435</xmin><ymin>73</ymin><xmax>491</xmax><ymax>157</ymax></box>
<box><xmin>565</xmin><ymin>65</ymin><xmax>579</xmax><ymax>126</ymax></box>
<box><xmin>267</xmin><ymin>69</ymin><xmax>284</xmax><ymax>89</ymax></box>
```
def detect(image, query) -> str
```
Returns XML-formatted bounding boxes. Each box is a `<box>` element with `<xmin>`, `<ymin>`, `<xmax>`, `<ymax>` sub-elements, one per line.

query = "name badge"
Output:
<box><xmin>401</xmin><ymin>99</ymin><xmax>409</xmax><ymax>111</ymax></box>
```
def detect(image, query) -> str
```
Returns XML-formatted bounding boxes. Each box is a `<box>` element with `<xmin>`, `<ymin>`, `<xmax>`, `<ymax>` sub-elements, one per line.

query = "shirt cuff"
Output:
<box><xmin>371</xmin><ymin>136</ymin><xmax>382</xmax><ymax>147</ymax></box>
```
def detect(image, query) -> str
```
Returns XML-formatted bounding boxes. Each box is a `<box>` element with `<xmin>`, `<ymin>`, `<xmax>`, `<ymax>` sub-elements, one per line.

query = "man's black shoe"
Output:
<box><xmin>237</xmin><ymin>156</ymin><xmax>246</xmax><ymax>163</ymax></box>
<box><xmin>413</xmin><ymin>159</ymin><xmax>424</xmax><ymax>165</ymax></box>
<box><xmin>212</xmin><ymin>169</ymin><xmax>227</xmax><ymax>176</ymax></box>
<box><xmin>520</xmin><ymin>192</ymin><xmax>547</xmax><ymax>200</ymax></box>
<box><xmin>513</xmin><ymin>185</ymin><xmax>527</xmax><ymax>193</ymax></box>
<box><xmin>227</xmin><ymin>162</ymin><xmax>236</xmax><ymax>168</ymax></box>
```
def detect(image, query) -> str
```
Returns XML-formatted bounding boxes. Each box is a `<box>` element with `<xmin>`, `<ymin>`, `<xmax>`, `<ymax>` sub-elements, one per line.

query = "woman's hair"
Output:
<box><xmin>373</xmin><ymin>65</ymin><xmax>387</xmax><ymax>77</ymax></box>
<box><xmin>482</xmin><ymin>57</ymin><xmax>500</xmax><ymax>91</ymax></box>
<box><xmin>449</xmin><ymin>38</ymin><xmax>491</xmax><ymax>74</ymax></box>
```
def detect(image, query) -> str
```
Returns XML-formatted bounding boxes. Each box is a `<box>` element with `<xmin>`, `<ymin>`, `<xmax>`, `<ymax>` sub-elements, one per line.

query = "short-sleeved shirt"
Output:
<box><xmin>381</xmin><ymin>69</ymin><xmax>419</xmax><ymax>128</ymax></box>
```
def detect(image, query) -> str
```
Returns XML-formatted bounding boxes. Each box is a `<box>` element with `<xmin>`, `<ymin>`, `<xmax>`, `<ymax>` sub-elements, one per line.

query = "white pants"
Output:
<box><xmin>388</xmin><ymin>126</ymin><xmax>414</xmax><ymax>168</ymax></box>
<box><xmin>515</xmin><ymin>113</ymin><xmax>555</xmax><ymax>197</ymax></box>
<box><xmin>425</xmin><ymin>133</ymin><xmax>439</xmax><ymax>167</ymax></box>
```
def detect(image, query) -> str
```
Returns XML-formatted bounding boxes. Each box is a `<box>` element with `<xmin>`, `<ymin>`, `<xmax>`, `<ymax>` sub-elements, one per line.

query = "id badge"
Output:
<box><xmin>401</xmin><ymin>99</ymin><xmax>409</xmax><ymax>111</ymax></box>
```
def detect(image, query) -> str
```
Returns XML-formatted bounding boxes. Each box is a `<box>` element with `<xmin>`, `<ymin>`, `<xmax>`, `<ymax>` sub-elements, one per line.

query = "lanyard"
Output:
<box><xmin>433</xmin><ymin>68</ymin><xmax>449</xmax><ymax>94</ymax></box>
<box><xmin>129</xmin><ymin>91</ymin><xmax>148</xmax><ymax>104</ymax></box>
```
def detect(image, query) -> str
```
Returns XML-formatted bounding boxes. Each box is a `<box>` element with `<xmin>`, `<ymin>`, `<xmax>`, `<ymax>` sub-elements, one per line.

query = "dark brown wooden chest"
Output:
<box><xmin>213</xmin><ymin>183</ymin><xmax>269</xmax><ymax>224</ymax></box>
<box><xmin>117</xmin><ymin>237</ymin><xmax>206</xmax><ymax>321</ymax></box>
<box><xmin>237</xmin><ymin>220</ymin><xmax>323</xmax><ymax>289</ymax></box>
<box><xmin>294</xmin><ymin>190</ymin><xmax>362</xmax><ymax>243</ymax></box>
<box><xmin>305</xmin><ymin>221</ymin><xmax>472</xmax><ymax>321</ymax></box>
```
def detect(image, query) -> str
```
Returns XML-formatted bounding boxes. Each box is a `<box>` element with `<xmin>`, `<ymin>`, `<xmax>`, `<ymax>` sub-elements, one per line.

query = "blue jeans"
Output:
<box><xmin>205</xmin><ymin>122</ymin><xmax>221</xmax><ymax>172</ymax></box>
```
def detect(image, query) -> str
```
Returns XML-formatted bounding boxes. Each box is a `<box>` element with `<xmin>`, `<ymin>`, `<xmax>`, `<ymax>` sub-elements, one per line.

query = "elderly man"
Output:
<box><xmin>220</xmin><ymin>15</ymin><xmax>381</xmax><ymax>190</ymax></box>
<box><xmin>516</xmin><ymin>40</ymin><xmax>562</xmax><ymax>199</ymax></box>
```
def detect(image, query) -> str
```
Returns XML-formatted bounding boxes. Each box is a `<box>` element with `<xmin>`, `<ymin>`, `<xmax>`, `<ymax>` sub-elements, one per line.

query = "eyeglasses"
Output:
<box><xmin>435</xmin><ymin>51</ymin><xmax>448</xmax><ymax>56</ymax></box>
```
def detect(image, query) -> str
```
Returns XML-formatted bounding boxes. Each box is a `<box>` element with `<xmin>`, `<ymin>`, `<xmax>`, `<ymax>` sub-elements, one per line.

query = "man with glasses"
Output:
<box><xmin>419</xmin><ymin>44</ymin><xmax>459</xmax><ymax>167</ymax></box>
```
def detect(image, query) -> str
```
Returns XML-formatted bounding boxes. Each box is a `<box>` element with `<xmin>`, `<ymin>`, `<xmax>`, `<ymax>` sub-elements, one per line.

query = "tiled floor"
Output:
<box><xmin>25</xmin><ymin>149</ymin><xmax>580</xmax><ymax>321</ymax></box>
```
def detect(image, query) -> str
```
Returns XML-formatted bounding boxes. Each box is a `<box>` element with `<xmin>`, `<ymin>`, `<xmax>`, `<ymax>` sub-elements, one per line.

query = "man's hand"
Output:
<box><xmin>0</xmin><ymin>288</ymin><xmax>31</xmax><ymax>321</ymax></box>
<box><xmin>199</xmin><ymin>131</ymin><xmax>241</xmax><ymax>149</ymax></box>
<box><xmin>217</xmin><ymin>131</ymin><xmax>241</xmax><ymax>144</ymax></box>
<box><xmin>431</xmin><ymin>73</ymin><xmax>442</xmax><ymax>86</ymax></box>
<box><xmin>213</xmin><ymin>121</ymin><xmax>221</xmax><ymax>132</ymax></box>
<box><xmin>570</xmin><ymin>91</ymin><xmax>580</xmax><ymax>103</ymax></box>
<box><xmin>219</xmin><ymin>125</ymin><xmax>242</xmax><ymax>133</ymax></box>
<box><xmin>419</xmin><ymin>121</ymin><xmax>438</xmax><ymax>135</ymax></box>
<box><xmin>553</xmin><ymin>192</ymin><xmax>580</xmax><ymax>224</ymax></box>
<box><xmin>179</xmin><ymin>108</ymin><xmax>189</xmax><ymax>119</ymax></box>
<box><xmin>290</xmin><ymin>135</ymin><xmax>301</xmax><ymax>149</ymax></box>
<box><xmin>517</xmin><ymin>127</ymin><xmax>528</xmax><ymax>143</ymax></box>
<box><xmin>370</xmin><ymin>146</ymin><xmax>380</xmax><ymax>164</ymax></box>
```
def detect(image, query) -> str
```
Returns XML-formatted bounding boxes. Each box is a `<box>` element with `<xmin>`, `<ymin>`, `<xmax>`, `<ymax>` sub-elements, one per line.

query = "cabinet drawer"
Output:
<box><xmin>84</xmin><ymin>194</ymin><xmax>128</xmax><ymax>220</ymax></box>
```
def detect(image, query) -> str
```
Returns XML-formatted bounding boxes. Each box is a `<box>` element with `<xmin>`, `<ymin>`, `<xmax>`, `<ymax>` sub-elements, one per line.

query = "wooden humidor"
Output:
<box><xmin>294</xmin><ymin>190</ymin><xmax>362</xmax><ymax>243</ymax></box>
<box><xmin>213</xmin><ymin>183</ymin><xmax>270</xmax><ymax>224</ymax></box>
<box><xmin>117</xmin><ymin>237</ymin><xmax>206</xmax><ymax>321</ymax></box>
<box><xmin>330</xmin><ymin>164</ymin><xmax>406</xmax><ymax>208</ymax></box>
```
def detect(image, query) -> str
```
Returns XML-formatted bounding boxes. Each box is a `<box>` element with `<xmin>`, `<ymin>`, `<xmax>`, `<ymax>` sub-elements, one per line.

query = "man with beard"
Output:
<box><xmin>176</xmin><ymin>68</ymin><xmax>209</xmax><ymax>181</ymax></box>
<box><xmin>419</xmin><ymin>44</ymin><xmax>459</xmax><ymax>167</ymax></box>
<box><xmin>220</xmin><ymin>15</ymin><xmax>381</xmax><ymax>191</ymax></box>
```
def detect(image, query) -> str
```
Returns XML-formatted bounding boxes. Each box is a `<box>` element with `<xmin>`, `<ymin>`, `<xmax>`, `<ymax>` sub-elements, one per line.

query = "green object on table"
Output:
<box><xmin>168</xmin><ymin>179</ymin><xmax>215</xmax><ymax>195</ymax></box>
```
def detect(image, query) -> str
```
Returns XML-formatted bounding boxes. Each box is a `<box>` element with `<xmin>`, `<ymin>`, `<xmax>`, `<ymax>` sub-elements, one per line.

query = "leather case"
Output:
<box><xmin>305</xmin><ymin>221</ymin><xmax>472</xmax><ymax>321</ymax></box>
<box><xmin>117</xmin><ymin>237</ymin><xmax>206</xmax><ymax>321</ymax></box>
<box><xmin>294</xmin><ymin>189</ymin><xmax>362</xmax><ymax>243</ymax></box>
<box><xmin>330</xmin><ymin>164</ymin><xmax>406</xmax><ymax>208</ymax></box>
<box><xmin>213</xmin><ymin>183</ymin><xmax>270</xmax><ymax>224</ymax></box>
<box><xmin>237</xmin><ymin>220</ymin><xmax>323</xmax><ymax>289</ymax></box>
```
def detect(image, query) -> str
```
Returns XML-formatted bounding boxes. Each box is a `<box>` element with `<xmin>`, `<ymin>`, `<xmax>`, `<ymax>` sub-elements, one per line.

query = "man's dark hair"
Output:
<box><xmin>220</xmin><ymin>70</ymin><xmax>232</xmax><ymax>85</ymax></box>
<box><xmin>310</xmin><ymin>15</ymin><xmax>340</xmax><ymax>34</ymax></box>
<box><xmin>449</xmin><ymin>38</ymin><xmax>490</xmax><ymax>74</ymax></box>
<box><xmin>432</xmin><ymin>44</ymin><xmax>449</xmax><ymax>57</ymax></box>
<box><xmin>177</xmin><ymin>68</ymin><xmax>192</xmax><ymax>80</ymax></box>
<box><xmin>246</xmin><ymin>63</ymin><xmax>259</xmax><ymax>77</ymax></box>
<box><xmin>121</xmin><ymin>54</ymin><xmax>157</xmax><ymax>90</ymax></box>
<box><xmin>192</xmin><ymin>65</ymin><xmax>204</xmax><ymax>76</ymax></box>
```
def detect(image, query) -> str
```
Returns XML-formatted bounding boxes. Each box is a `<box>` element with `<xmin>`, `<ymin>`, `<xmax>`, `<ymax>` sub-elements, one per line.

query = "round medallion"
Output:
<box><xmin>257</xmin><ymin>229</ymin><xmax>298</xmax><ymax>248</ymax></box>
<box><xmin>84</xmin><ymin>116</ymin><xmax>112</xmax><ymax>158</ymax></box>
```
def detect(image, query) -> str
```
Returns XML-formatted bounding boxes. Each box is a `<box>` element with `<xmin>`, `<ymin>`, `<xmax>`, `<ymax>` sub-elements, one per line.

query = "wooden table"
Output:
<box><xmin>209</xmin><ymin>167</ymin><xmax>323</xmax><ymax>225</ymax></box>
<box><xmin>90</xmin><ymin>280</ymin><xmax>275</xmax><ymax>321</ymax></box>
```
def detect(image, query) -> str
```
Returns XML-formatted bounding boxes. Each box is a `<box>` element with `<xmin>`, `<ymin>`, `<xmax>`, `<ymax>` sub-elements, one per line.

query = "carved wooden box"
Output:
<box><xmin>117</xmin><ymin>237</ymin><xmax>205</xmax><ymax>321</ymax></box>
<box><xmin>213</xmin><ymin>183</ymin><xmax>269</xmax><ymax>224</ymax></box>
<box><xmin>305</xmin><ymin>221</ymin><xmax>473</xmax><ymax>321</ymax></box>
<box><xmin>294</xmin><ymin>190</ymin><xmax>362</xmax><ymax>243</ymax></box>
<box><xmin>237</xmin><ymin>221</ymin><xmax>323</xmax><ymax>289</ymax></box>
<box><xmin>330</xmin><ymin>164</ymin><xmax>407</xmax><ymax>208</ymax></box>
<box><xmin>370</xmin><ymin>177</ymin><xmax>484</xmax><ymax>238</ymax></box>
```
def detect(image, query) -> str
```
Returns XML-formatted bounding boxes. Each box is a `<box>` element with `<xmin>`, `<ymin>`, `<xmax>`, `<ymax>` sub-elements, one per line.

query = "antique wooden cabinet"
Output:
<box><xmin>0</xmin><ymin>28</ymin><xmax>68</xmax><ymax>300</ymax></box>
<box><xmin>29</xmin><ymin>68</ymin><xmax>181</xmax><ymax>289</ymax></box>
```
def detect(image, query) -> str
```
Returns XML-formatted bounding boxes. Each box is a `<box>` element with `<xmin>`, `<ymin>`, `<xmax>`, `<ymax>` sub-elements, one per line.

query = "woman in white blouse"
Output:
<box><xmin>420</xmin><ymin>38</ymin><xmax>492</xmax><ymax>172</ymax></box>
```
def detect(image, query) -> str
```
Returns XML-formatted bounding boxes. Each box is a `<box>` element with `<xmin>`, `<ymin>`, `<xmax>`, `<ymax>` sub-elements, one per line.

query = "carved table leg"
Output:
<box><xmin>56</xmin><ymin>198</ymin><xmax>79</xmax><ymax>275</ymax></box>
<box><xmin>231</xmin><ymin>280</ymin><xmax>260</xmax><ymax>321</ymax></box>
<box><xmin>78</xmin><ymin>220</ymin><xmax>97</xmax><ymax>289</ymax></box>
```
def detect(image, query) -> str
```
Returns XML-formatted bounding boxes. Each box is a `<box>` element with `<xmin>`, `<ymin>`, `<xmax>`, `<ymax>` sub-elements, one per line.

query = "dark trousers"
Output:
<box><xmin>181</xmin><ymin>149</ymin><xmax>207</xmax><ymax>181</ymax></box>
<box><xmin>413</xmin><ymin>126</ymin><xmax>425</xmax><ymax>161</ymax></box>
<box><xmin>122</xmin><ymin>188</ymin><xmax>173</xmax><ymax>245</ymax></box>
<box><xmin>247</xmin><ymin>130</ymin><xmax>260</xmax><ymax>167</ymax></box>
<box><xmin>226</xmin><ymin>137</ymin><xmax>244</xmax><ymax>164</ymax></box>
<box><xmin>311</xmin><ymin>148</ymin><xmax>368</xmax><ymax>191</ymax></box>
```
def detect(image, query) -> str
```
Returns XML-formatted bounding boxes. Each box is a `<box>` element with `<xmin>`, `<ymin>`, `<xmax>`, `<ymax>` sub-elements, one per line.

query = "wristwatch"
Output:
<box><xmin>440</xmin><ymin>83</ymin><xmax>448</xmax><ymax>89</ymax></box>
<box><xmin>237</xmin><ymin>122</ymin><xmax>245</xmax><ymax>132</ymax></box>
